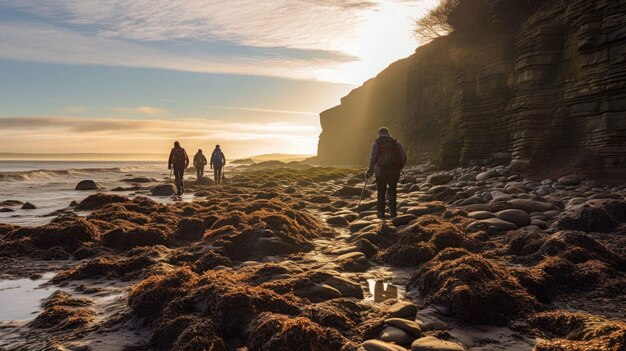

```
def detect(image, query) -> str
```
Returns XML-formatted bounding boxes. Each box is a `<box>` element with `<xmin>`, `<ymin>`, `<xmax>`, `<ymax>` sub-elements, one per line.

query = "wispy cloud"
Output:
<box><xmin>116</xmin><ymin>106</ymin><xmax>168</xmax><ymax>116</ymax></box>
<box><xmin>4</xmin><ymin>0</ymin><xmax>372</xmax><ymax>51</ymax></box>
<box><xmin>213</xmin><ymin>106</ymin><xmax>318</xmax><ymax>116</ymax></box>
<box><xmin>0</xmin><ymin>0</ymin><xmax>434</xmax><ymax>84</ymax></box>
<box><xmin>0</xmin><ymin>22</ymin><xmax>349</xmax><ymax>82</ymax></box>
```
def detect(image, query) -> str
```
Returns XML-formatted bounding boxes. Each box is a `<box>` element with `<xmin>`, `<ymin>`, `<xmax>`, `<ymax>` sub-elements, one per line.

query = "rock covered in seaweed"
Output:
<box><xmin>407</xmin><ymin>249</ymin><xmax>539</xmax><ymax>325</ymax></box>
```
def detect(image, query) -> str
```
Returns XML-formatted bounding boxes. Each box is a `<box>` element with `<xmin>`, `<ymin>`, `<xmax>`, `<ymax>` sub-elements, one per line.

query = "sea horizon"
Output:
<box><xmin>0</xmin><ymin>152</ymin><xmax>315</xmax><ymax>162</ymax></box>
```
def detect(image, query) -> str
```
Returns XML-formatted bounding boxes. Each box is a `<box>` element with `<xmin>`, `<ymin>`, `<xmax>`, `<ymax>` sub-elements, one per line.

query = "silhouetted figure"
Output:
<box><xmin>168</xmin><ymin>141</ymin><xmax>189</xmax><ymax>195</ymax></box>
<box><xmin>366</xmin><ymin>127</ymin><xmax>407</xmax><ymax>218</ymax></box>
<box><xmin>193</xmin><ymin>149</ymin><xmax>207</xmax><ymax>180</ymax></box>
<box><xmin>210</xmin><ymin>145</ymin><xmax>226</xmax><ymax>185</ymax></box>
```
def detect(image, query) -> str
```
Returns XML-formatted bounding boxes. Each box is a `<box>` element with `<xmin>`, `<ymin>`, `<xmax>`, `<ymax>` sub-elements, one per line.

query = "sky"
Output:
<box><xmin>0</xmin><ymin>0</ymin><xmax>437</xmax><ymax>159</ymax></box>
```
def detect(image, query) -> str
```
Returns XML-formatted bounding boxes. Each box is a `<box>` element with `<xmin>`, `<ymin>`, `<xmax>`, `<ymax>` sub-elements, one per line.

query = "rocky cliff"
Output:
<box><xmin>314</xmin><ymin>0</ymin><xmax>626</xmax><ymax>176</ymax></box>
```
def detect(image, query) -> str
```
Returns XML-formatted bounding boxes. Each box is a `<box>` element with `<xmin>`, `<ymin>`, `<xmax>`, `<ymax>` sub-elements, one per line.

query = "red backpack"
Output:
<box><xmin>376</xmin><ymin>139</ymin><xmax>401</xmax><ymax>168</ymax></box>
<box><xmin>171</xmin><ymin>148</ymin><xmax>186</xmax><ymax>167</ymax></box>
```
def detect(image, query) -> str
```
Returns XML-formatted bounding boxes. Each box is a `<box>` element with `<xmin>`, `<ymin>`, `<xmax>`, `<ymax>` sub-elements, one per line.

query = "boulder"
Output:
<box><xmin>326</xmin><ymin>216</ymin><xmax>350</xmax><ymax>227</ymax></box>
<box><xmin>475</xmin><ymin>171</ymin><xmax>494</xmax><ymax>181</ymax></box>
<box><xmin>543</xmin><ymin>210</ymin><xmax>561</xmax><ymax>219</ymax></box>
<box><xmin>406</xmin><ymin>206</ymin><xmax>442</xmax><ymax>217</ymax></box>
<box><xmin>363</xmin><ymin>340</ymin><xmax>408</xmax><ymax>351</ymax></box>
<box><xmin>0</xmin><ymin>200</ymin><xmax>23</xmax><ymax>206</ymax></box>
<box><xmin>460</xmin><ymin>204</ymin><xmax>491</xmax><ymax>212</ymax></box>
<box><xmin>75</xmin><ymin>193</ymin><xmax>127</xmax><ymax>211</ymax></box>
<box><xmin>555</xmin><ymin>205</ymin><xmax>617</xmax><ymax>233</ymax></box>
<box><xmin>0</xmin><ymin>207</ymin><xmax>14</xmax><ymax>212</ymax></box>
<box><xmin>329</xmin><ymin>245</ymin><xmax>360</xmax><ymax>255</ymax></box>
<box><xmin>350</xmin><ymin>220</ymin><xmax>373</xmax><ymax>232</ymax></box>
<box><xmin>336</xmin><ymin>251</ymin><xmax>369</xmax><ymax>272</ymax></box>
<box><xmin>75</xmin><ymin>180</ymin><xmax>99</xmax><ymax>190</ymax></box>
<box><xmin>496</xmin><ymin>209</ymin><xmax>531</xmax><ymax>227</ymax></box>
<box><xmin>392</xmin><ymin>214</ymin><xmax>417</xmax><ymax>226</ymax></box>
<box><xmin>558</xmin><ymin>175</ymin><xmax>581</xmax><ymax>186</ymax></box>
<box><xmin>468</xmin><ymin>211</ymin><xmax>495</xmax><ymax>220</ymax></box>
<box><xmin>470</xmin><ymin>218</ymin><xmax>518</xmax><ymax>232</ymax></box>
<box><xmin>150</xmin><ymin>184</ymin><xmax>176</xmax><ymax>196</ymax></box>
<box><xmin>387</xmin><ymin>301</ymin><xmax>418</xmax><ymax>319</ymax></box>
<box><xmin>458</xmin><ymin>174</ymin><xmax>475</xmax><ymax>181</ymax></box>
<box><xmin>294</xmin><ymin>283</ymin><xmax>342</xmax><ymax>302</ymax></box>
<box><xmin>385</xmin><ymin>318</ymin><xmax>422</xmax><ymax>338</ymax></box>
<box><xmin>21</xmin><ymin>202</ymin><xmax>37</xmax><ymax>209</ymax></box>
<box><xmin>530</xmin><ymin>219</ymin><xmax>548</xmax><ymax>229</ymax></box>
<box><xmin>411</xmin><ymin>336</ymin><xmax>464</xmax><ymax>351</ymax></box>
<box><xmin>253</xmin><ymin>237</ymin><xmax>295</xmax><ymax>256</ymax></box>
<box><xmin>380</xmin><ymin>326</ymin><xmax>414</xmax><ymax>345</ymax></box>
<box><xmin>323</xmin><ymin>276</ymin><xmax>363</xmax><ymax>298</ymax></box>
<box><xmin>506</xmin><ymin>199</ymin><xmax>555</xmax><ymax>213</ymax></box>
<box><xmin>504</xmin><ymin>183</ymin><xmax>528</xmax><ymax>194</ymax></box>
<box><xmin>428</xmin><ymin>173</ymin><xmax>453</xmax><ymax>185</ymax></box>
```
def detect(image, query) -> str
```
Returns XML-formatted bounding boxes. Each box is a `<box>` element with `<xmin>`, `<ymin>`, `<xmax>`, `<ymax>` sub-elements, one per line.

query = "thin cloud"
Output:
<box><xmin>116</xmin><ymin>106</ymin><xmax>169</xmax><ymax>116</ymax></box>
<box><xmin>0</xmin><ymin>0</ymin><xmax>434</xmax><ymax>84</ymax></box>
<box><xmin>4</xmin><ymin>0</ymin><xmax>369</xmax><ymax>51</ymax></box>
<box><xmin>0</xmin><ymin>22</ymin><xmax>355</xmax><ymax>83</ymax></box>
<box><xmin>213</xmin><ymin>106</ymin><xmax>318</xmax><ymax>116</ymax></box>
<box><xmin>0</xmin><ymin>116</ymin><xmax>321</xmax><ymax>157</ymax></box>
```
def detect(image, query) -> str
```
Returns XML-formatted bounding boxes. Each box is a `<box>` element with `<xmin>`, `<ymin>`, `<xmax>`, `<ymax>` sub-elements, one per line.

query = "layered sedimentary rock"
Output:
<box><xmin>315</xmin><ymin>0</ymin><xmax>626</xmax><ymax>176</ymax></box>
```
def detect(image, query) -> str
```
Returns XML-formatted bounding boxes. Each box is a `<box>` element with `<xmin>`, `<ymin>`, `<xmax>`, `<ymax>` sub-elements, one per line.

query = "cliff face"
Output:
<box><xmin>315</xmin><ymin>0</ymin><xmax>626</xmax><ymax>176</ymax></box>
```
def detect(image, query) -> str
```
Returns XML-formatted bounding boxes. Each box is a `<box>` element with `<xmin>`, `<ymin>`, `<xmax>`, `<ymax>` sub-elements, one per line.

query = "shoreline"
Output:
<box><xmin>0</xmin><ymin>162</ymin><xmax>624</xmax><ymax>350</ymax></box>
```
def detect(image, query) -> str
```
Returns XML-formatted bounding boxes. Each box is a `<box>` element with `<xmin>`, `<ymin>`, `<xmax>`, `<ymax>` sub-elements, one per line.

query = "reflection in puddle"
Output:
<box><xmin>0</xmin><ymin>272</ymin><xmax>57</xmax><ymax>322</ymax></box>
<box><xmin>367</xmin><ymin>279</ymin><xmax>399</xmax><ymax>302</ymax></box>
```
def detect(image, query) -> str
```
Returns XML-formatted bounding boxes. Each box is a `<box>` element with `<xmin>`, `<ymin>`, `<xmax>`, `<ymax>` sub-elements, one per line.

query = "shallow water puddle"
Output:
<box><xmin>367</xmin><ymin>278</ymin><xmax>404</xmax><ymax>302</ymax></box>
<box><xmin>0</xmin><ymin>272</ymin><xmax>58</xmax><ymax>321</ymax></box>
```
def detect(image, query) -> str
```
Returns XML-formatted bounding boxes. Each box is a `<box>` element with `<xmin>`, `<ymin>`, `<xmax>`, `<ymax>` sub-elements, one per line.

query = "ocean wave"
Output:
<box><xmin>0</xmin><ymin>167</ymin><xmax>123</xmax><ymax>182</ymax></box>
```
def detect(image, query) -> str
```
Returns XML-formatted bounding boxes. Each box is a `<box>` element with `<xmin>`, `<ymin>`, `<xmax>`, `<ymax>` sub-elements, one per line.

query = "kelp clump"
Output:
<box><xmin>407</xmin><ymin>249</ymin><xmax>539</xmax><ymax>325</ymax></box>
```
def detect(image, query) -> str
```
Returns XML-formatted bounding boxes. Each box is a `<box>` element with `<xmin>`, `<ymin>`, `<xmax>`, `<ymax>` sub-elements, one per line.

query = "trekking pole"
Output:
<box><xmin>357</xmin><ymin>174</ymin><xmax>370</xmax><ymax>210</ymax></box>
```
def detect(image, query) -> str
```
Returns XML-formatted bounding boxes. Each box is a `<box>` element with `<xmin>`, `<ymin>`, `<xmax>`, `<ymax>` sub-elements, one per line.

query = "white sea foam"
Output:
<box><xmin>0</xmin><ymin>161</ymin><xmax>168</xmax><ymax>226</ymax></box>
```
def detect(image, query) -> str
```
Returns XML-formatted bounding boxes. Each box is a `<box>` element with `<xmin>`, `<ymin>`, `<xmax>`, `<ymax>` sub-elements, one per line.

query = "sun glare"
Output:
<box><xmin>316</xmin><ymin>0</ymin><xmax>436</xmax><ymax>84</ymax></box>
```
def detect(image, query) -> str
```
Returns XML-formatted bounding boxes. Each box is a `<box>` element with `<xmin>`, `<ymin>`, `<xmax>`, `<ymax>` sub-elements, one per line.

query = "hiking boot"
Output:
<box><xmin>377</xmin><ymin>211</ymin><xmax>385</xmax><ymax>219</ymax></box>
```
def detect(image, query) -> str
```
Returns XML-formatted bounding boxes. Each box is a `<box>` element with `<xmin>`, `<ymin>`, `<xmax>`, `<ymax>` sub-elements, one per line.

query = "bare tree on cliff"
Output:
<box><xmin>414</xmin><ymin>0</ymin><xmax>459</xmax><ymax>42</ymax></box>
<box><xmin>415</xmin><ymin>0</ymin><xmax>549</xmax><ymax>42</ymax></box>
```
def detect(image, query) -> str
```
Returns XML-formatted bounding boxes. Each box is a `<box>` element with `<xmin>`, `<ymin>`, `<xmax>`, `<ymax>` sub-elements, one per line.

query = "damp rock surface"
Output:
<box><xmin>0</xmin><ymin>164</ymin><xmax>624</xmax><ymax>351</ymax></box>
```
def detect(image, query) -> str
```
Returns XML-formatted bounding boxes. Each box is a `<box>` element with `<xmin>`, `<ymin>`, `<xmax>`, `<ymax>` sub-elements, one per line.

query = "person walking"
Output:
<box><xmin>168</xmin><ymin>141</ymin><xmax>189</xmax><ymax>195</ymax></box>
<box><xmin>210</xmin><ymin>145</ymin><xmax>226</xmax><ymax>185</ymax></box>
<box><xmin>193</xmin><ymin>149</ymin><xmax>207</xmax><ymax>180</ymax></box>
<box><xmin>365</xmin><ymin>127</ymin><xmax>407</xmax><ymax>219</ymax></box>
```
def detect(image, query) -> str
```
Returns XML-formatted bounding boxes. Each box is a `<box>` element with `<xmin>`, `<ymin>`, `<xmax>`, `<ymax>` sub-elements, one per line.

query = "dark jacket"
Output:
<box><xmin>210</xmin><ymin>149</ymin><xmax>225</xmax><ymax>167</ymax></box>
<box><xmin>367</xmin><ymin>135</ymin><xmax>407</xmax><ymax>176</ymax></box>
<box><xmin>168</xmin><ymin>147</ymin><xmax>189</xmax><ymax>170</ymax></box>
<box><xmin>193</xmin><ymin>152</ymin><xmax>207</xmax><ymax>168</ymax></box>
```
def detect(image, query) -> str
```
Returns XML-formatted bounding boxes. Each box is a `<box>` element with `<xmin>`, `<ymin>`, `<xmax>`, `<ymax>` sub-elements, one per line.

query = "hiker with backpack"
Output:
<box><xmin>193</xmin><ymin>149</ymin><xmax>207</xmax><ymax>180</ymax></box>
<box><xmin>365</xmin><ymin>127</ymin><xmax>407</xmax><ymax>219</ymax></box>
<box><xmin>168</xmin><ymin>141</ymin><xmax>189</xmax><ymax>195</ymax></box>
<box><xmin>210</xmin><ymin>145</ymin><xmax>226</xmax><ymax>185</ymax></box>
